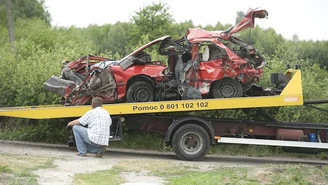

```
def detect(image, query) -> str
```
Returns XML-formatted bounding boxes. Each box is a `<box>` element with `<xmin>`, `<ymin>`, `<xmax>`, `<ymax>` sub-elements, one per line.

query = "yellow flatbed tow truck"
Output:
<box><xmin>1</xmin><ymin>69</ymin><xmax>328</xmax><ymax>161</ymax></box>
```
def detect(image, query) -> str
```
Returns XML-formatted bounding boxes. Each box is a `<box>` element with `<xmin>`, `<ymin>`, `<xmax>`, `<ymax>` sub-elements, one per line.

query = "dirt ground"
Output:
<box><xmin>1</xmin><ymin>141</ymin><xmax>327</xmax><ymax>185</ymax></box>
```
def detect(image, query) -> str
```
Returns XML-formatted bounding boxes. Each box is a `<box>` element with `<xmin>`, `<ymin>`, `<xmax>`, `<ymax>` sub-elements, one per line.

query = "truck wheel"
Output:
<box><xmin>172</xmin><ymin>124</ymin><xmax>210</xmax><ymax>161</ymax></box>
<box><xmin>211</xmin><ymin>78</ymin><xmax>243</xmax><ymax>98</ymax></box>
<box><xmin>126</xmin><ymin>81</ymin><xmax>154</xmax><ymax>102</ymax></box>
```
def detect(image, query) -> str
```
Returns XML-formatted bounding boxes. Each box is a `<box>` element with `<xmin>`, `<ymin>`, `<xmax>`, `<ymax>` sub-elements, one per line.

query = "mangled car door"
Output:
<box><xmin>196</xmin><ymin>42</ymin><xmax>227</xmax><ymax>94</ymax></box>
<box><xmin>220</xmin><ymin>8</ymin><xmax>268</xmax><ymax>40</ymax></box>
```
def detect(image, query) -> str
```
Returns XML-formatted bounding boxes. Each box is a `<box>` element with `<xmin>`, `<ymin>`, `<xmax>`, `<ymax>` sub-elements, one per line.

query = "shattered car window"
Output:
<box><xmin>198</xmin><ymin>42</ymin><xmax>227</xmax><ymax>62</ymax></box>
<box><xmin>158</xmin><ymin>38</ymin><xmax>185</xmax><ymax>56</ymax></box>
<box><xmin>91</xmin><ymin>61</ymin><xmax>118</xmax><ymax>69</ymax></box>
<box><xmin>119</xmin><ymin>41</ymin><xmax>168</xmax><ymax>70</ymax></box>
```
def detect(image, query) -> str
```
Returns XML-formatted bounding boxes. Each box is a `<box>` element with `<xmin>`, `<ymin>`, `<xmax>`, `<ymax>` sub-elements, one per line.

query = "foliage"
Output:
<box><xmin>0</xmin><ymin>18</ymin><xmax>94</xmax><ymax>107</ymax></box>
<box><xmin>82</xmin><ymin>22</ymin><xmax>133</xmax><ymax>55</ymax></box>
<box><xmin>0</xmin><ymin>0</ymin><xmax>50</xmax><ymax>26</ymax></box>
<box><xmin>203</xmin><ymin>21</ymin><xmax>231</xmax><ymax>31</ymax></box>
<box><xmin>237</xmin><ymin>26</ymin><xmax>285</xmax><ymax>56</ymax></box>
<box><xmin>259</xmin><ymin>45</ymin><xmax>328</xmax><ymax>123</ymax></box>
<box><xmin>130</xmin><ymin>2</ymin><xmax>174</xmax><ymax>41</ymax></box>
<box><xmin>294</xmin><ymin>40</ymin><xmax>328</xmax><ymax>68</ymax></box>
<box><xmin>0</xmin><ymin>118</ymin><xmax>69</xmax><ymax>143</ymax></box>
<box><xmin>110</xmin><ymin>130</ymin><xmax>164</xmax><ymax>150</ymax></box>
<box><xmin>235</xmin><ymin>11</ymin><xmax>245</xmax><ymax>24</ymax></box>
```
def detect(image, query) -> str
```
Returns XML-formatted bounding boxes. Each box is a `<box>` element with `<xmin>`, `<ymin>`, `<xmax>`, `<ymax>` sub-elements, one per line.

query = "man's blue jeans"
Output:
<box><xmin>72</xmin><ymin>125</ymin><xmax>103</xmax><ymax>155</ymax></box>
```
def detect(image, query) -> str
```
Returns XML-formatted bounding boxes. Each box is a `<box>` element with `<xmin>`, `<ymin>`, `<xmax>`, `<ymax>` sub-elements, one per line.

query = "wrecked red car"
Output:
<box><xmin>44</xmin><ymin>8</ymin><xmax>269</xmax><ymax>105</ymax></box>
<box><xmin>44</xmin><ymin>37</ymin><xmax>169</xmax><ymax>105</ymax></box>
<box><xmin>182</xmin><ymin>8</ymin><xmax>268</xmax><ymax>98</ymax></box>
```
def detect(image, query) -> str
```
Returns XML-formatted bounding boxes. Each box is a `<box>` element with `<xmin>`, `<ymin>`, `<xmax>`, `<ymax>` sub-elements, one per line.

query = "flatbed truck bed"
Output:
<box><xmin>0</xmin><ymin>70</ymin><xmax>303</xmax><ymax>119</ymax></box>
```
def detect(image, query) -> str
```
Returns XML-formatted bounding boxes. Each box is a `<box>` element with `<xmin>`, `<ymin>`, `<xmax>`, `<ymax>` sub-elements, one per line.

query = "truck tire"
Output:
<box><xmin>126</xmin><ymin>81</ymin><xmax>154</xmax><ymax>103</ymax></box>
<box><xmin>172</xmin><ymin>124</ymin><xmax>210</xmax><ymax>161</ymax></box>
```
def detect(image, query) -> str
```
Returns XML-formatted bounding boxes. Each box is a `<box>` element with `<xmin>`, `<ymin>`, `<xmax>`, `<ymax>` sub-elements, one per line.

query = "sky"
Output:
<box><xmin>44</xmin><ymin>0</ymin><xmax>328</xmax><ymax>41</ymax></box>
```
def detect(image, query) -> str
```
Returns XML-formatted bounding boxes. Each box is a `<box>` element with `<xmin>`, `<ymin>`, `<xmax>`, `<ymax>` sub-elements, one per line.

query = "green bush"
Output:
<box><xmin>0</xmin><ymin>118</ymin><xmax>69</xmax><ymax>143</ymax></box>
<box><xmin>260</xmin><ymin>45</ymin><xmax>328</xmax><ymax>123</ymax></box>
<box><xmin>0</xmin><ymin>19</ymin><xmax>95</xmax><ymax>107</ymax></box>
<box><xmin>0</xmin><ymin>19</ymin><xmax>98</xmax><ymax>143</ymax></box>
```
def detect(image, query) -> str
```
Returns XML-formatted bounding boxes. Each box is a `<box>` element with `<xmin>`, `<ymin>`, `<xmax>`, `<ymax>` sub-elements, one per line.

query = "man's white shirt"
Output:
<box><xmin>78</xmin><ymin>107</ymin><xmax>111</xmax><ymax>146</ymax></box>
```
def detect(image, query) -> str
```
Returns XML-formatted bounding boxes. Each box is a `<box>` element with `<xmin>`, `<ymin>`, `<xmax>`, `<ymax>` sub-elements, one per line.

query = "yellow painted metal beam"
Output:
<box><xmin>281</xmin><ymin>69</ymin><xmax>302</xmax><ymax>96</ymax></box>
<box><xmin>0</xmin><ymin>70</ymin><xmax>303</xmax><ymax>119</ymax></box>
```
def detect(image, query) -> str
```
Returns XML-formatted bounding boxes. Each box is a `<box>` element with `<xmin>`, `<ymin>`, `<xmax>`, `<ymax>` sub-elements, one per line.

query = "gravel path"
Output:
<box><xmin>1</xmin><ymin>140</ymin><xmax>327</xmax><ymax>185</ymax></box>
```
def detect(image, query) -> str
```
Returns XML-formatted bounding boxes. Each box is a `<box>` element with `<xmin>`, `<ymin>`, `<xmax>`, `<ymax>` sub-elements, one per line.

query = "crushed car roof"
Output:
<box><xmin>119</xmin><ymin>36</ymin><xmax>171</xmax><ymax>63</ymax></box>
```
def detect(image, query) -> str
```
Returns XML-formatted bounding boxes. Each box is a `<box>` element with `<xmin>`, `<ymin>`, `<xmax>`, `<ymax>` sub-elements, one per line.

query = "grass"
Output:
<box><xmin>264</xmin><ymin>164</ymin><xmax>328</xmax><ymax>185</ymax></box>
<box><xmin>72</xmin><ymin>169</ymin><xmax>125</xmax><ymax>185</ymax></box>
<box><xmin>167</xmin><ymin>168</ymin><xmax>259</xmax><ymax>185</ymax></box>
<box><xmin>72</xmin><ymin>159</ymin><xmax>328</xmax><ymax>185</ymax></box>
<box><xmin>166</xmin><ymin>164</ymin><xmax>328</xmax><ymax>185</ymax></box>
<box><xmin>110</xmin><ymin>131</ymin><xmax>164</xmax><ymax>150</ymax></box>
<box><xmin>113</xmin><ymin>159</ymin><xmax>191</xmax><ymax>176</ymax></box>
<box><xmin>0</xmin><ymin>165</ymin><xmax>12</xmax><ymax>173</ymax></box>
<box><xmin>1</xmin><ymin>120</ymin><xmax>327</xmax><ymax>185</ymax></box>
<box><xmin>0</xmin><ymin>153</ymin><xmax>54</xmax><ymax>185</ymax></box>
<box><xmin>209</xmin><ymin>144</ymin><xmax>328</xmax><ymax>159</ymax></box>
<box><xmin>0</xmin><ymin>118</ymin><xmax>70</xmax><ymax>144</ymax></box>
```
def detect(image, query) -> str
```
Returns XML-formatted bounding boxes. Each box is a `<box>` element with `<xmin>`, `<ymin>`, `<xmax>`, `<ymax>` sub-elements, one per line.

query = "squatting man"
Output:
<box><xmin>67</xmin><ymin>97</ymin><xmax>111</xmax><ymax>157</ymax></box>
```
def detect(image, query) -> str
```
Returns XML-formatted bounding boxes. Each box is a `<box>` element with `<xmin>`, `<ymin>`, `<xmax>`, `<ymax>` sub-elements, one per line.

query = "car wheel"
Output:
<box><xmin>211</xmin><ymin>78</ymin><xmax>243</xmax><ymax>98</ymax></box>
<box><xmin>172</xmin><ymin>124</ymin><xmax>210</xmax><ymax>161</ymax></box>
<box><xmin>126</xmin><ymin>81</ymin><xmax>154</xmax><ymax>103</ymax></box>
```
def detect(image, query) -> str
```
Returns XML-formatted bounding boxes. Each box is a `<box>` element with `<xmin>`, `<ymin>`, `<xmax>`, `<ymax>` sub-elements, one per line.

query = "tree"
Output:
<box><xmin>81</xmin><ymin>24</ymin><xmax>112</xmax><ymax>54</ymax></box>
<box><xmin>100</xmin><ymin>22</ymin><xmax>132</xmax><ymax>55</ymax></box>
<box><xmin>0</xmin><ymin>19</ymin><xmax>95</xmax><ymax>107</ymax></box>
<box><xmin>292</xmin><ymin>34</ymin><xmax>299</xmax><ymax>42</ymax></box>
<box><xmin>203</xmin><ymin>21</ymin><xmax>231</xmax><ymax>31</ymax></box>
<box><xmin>170</xmin><ymin>20</ymin><xmax>194</xmax><ymax>39</ymax></box>
<box><xmin>235</xmin><ymin>11</ymin><xmax>245</xmax><ymax>24</ymax></box>
<box><xmin>295</xmin><ymin>40</ymin><xmax>328</xmax><ymax>68</ymax></box>
<box><xmin>0</xmin><ymin>0</ymin><xmax>51</xmax><ymax>27</ymax></box>
<box><xmin>5</xmin><ymin>0</ymin><xmax>15</xmax><ymax>52</ymax></box>
<box><xmin>130</xmin><ymin>2</ymin><xmax>174</xmax><ymax>44</ymax></box>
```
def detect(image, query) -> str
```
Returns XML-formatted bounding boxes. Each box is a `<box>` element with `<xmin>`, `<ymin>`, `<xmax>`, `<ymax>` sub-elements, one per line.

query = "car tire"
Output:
<box><xmin>126</xmin><ymin>81</ymin><xmax>154</xmax><ymax>103</ymax></box>
<box><xmin>172</xmin><ymin>124</ymin><xmax>210</xmax><ymax>161</ymax></box>
<box><xmin>211</xmin><ymin>78</ymin><xmax>243</xmax><ymax>98</ymax></box>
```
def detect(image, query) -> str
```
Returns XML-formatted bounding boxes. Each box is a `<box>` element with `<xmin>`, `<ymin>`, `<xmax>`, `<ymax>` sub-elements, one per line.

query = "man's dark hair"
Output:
<box><xmin>92</xmin><ymin>97</ymin><xmax>103</xmax><ymax>108</ymax></box>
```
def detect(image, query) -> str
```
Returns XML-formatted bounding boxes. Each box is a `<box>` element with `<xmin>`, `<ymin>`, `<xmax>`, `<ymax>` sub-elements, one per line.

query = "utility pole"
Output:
<box><xmin>5</xmin><ymin>0</ymin><xmax>15</xmax><ymax>53</ymax></box>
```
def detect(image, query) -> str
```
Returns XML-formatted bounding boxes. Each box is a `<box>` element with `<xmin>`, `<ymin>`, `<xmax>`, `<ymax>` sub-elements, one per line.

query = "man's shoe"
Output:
<box><xmin>76</xmin><ymin>153</ymin><xmax>87</xmax><ymax>157</ymax></box>
<box><xmin>95</xmin><ymin>146</ymin><xmax>106</xmax><ymax>158</ymax></box>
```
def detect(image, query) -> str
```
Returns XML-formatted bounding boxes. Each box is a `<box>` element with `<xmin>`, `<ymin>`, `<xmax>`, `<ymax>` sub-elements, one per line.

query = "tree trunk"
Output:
<box><xmin>5</xmin><ymin>0</ymin><xmax>15</xmax><ymax>53</ymax></box>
